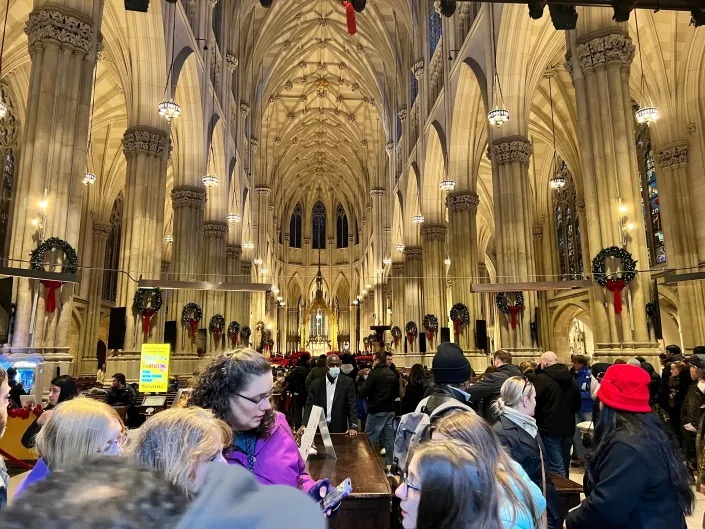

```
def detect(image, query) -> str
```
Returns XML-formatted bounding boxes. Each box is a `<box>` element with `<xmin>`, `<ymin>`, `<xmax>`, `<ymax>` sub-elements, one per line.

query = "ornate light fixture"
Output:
<box><xmin>550</xmin><ymin>172</ymin><xmax>566</xmax><ymax>190</ymax></box>
<box><xmin>164</xmin><ymin>235</ymin><xmax>173</xmax><ymax>243</ymax></box>
<box><xmin>361</xmin><ymin>289</ymin><xmax>367</xmax><ymax>295</ymax></box>
<box><xmin>488</xmin><ymin>107</ymin><xmax>509</xmax><ymax>127</ymax></box>
<box><xmin>376</xmin><ymin>267</ymin><xmax>384</xmax><ymax>275</ymax></box>
<box><xmin>487</xmin><ymin>4</ymin><xmax>509</xmax><ymax>128</ymax></box>
<box><xmin>635</xmin><ymin>106</ymin><xmax>659</xmax><ymax>126</ymax></box>
<box><xmin>158</xmin><ymin>98</ymin><xmax>181</xmax><ymax>122</ymax></box>
<box><xmin>202</xmin><ymin>174</ymin><xmax>218</xmax><ymax>188</ymax></box>
<box><xmin>352</xmin><ymin>299</ymin><xmax>358</xmax><ymax>306</ymax></box>
<box><xmin>272</xmin><ymin>285</ymin><xmax>279</xmax><ymax>294</ymax></box>
<box><xmin>277</xmin><ymin>295</ymin><xmax>283</xmax><ymax>301</ymax></box>
<box><xmin>444</xmin><ymin>257</ymin><xmax>451</xmax><ymax>266</ymax></box>
<box><xmin>634</xmin><ymin>12</ymin><xmax>659</xmax><ymax>127</ymax></box>
<box><xmin>243</xmin><ymin>241</ymin><xmax>254</xmax><ymax>250</ymax></box>
<box><xmin>412</xmin><ymin>213</ymin><xmax>425</xmax><ymax>224</ymax></box>
<box><xmin>440</xmin><ymin>178</ymin><xmax>456</xmax><ymax>191</ymax></box>
<box><xmin>83</xmin><ymin>172</ymin><xmax>96</xmax><ymax>185</ymax></box>
<box><xmin>383</xmin><ymin>257</ymin><xmax>392</xmax><ymax>265</ymax></box>
<box><xmin>227</xmin><ymin>213</ymin><xmax>241</xmax><ymax>223</ymax></box>
<box><xmin>547</xmin><ymin>72</ymin><xmax>565</xmax><ymax>192</ymax></box>
<box><xmin>260</xmin><ymin>267</ymin><xmax>269</xmax><ymax>275</ymax></box>
<box><xmin>365</xmin><ymin>283</ymin><xmax>372</xmax><ymax>289</ymax></box>
<box><xmin>395</xmin><ymin>243</ymin><xmax>405</xmax><ymax>252</ymax></box>
<box><xmin>253</xmin><ymin>257</ymin><xmax>263</xmax><ymax>265</ymax></box>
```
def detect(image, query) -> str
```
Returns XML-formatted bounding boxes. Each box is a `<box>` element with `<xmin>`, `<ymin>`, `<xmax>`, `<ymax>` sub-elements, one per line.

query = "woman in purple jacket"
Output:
<box><xmin>189</xmin><ymin>349</ymin><xmax>330</xmax><ymax>500</ymax></box>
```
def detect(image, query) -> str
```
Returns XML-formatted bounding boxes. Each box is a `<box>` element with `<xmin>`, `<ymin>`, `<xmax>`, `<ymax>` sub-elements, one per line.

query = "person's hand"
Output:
<box><xmin>685</xmin><ymin>423</ymin><xmax>697</xmax><ymax>433</ymax></box>
<box><xmin>297</xmin><ymin>426</ymin><xmax>305</xmax><ymax>437</ymax></box>
<box><xmin>700</xmin><ymin>484</ymin><xmax>705</xmax><ymax>495</ymax></box>
<box><xmin>37</xmin><ymin>409</ymin><xmax>53</xmax><ymax>426</ymax></box>
<box><xmin>346</xmin><ymin>428</ymin><xmax>358</xmax><ymax>437</ymax></box>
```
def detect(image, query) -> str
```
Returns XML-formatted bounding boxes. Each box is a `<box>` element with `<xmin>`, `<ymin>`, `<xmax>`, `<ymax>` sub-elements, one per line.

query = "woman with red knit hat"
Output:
<box><xmin>566</xmin><ymin>364</ymin><xmax>693</xmax><ymax>529</ymax></box>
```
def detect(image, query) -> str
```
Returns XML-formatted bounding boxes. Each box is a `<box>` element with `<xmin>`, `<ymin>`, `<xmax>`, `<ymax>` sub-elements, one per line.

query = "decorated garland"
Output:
<box><xmin>497</xmin><ymin>292</ymin><xmax>524</xmax><ymax>330</ymax></box>
<box><xmin>450</xmin><ymin>303</ymin><xmax>470</xmax><ymax>337</ymax></box>
<box><xmin>423</xmin><ymin>314</ymin><xmax>439</xmax><ymax>344</ymax></box>
<box><xmin>227</xmin><ymin>321</ymin><xmax>241</xmax><ymax>347</ymax></box>
<box><xmin>391</xmin><ymin>326</ymin><xmax>402</xmax><ymax>347</ymax></box>
<box><xmin>405</xmin><ymin>321</ymin><xmax>418</xmax><ymax>346</ymax></box>
<box><xmin>209</xmin><ymin>314</ymin><xmax>226</xmax><ymax>346</ymax></box>
<box><xmin>591</xmin><ymin>246</ymin><xmax>637</xmax><ymax>314</ymax></box>
<box><xmin>30</xmin><ymin>237</ymin><xmax>79</xmax><ymax>313</ymax></box>
<box><xmin>182</xmin><ymin>303</ymin><xmax>203</xmax><ymax>337</ymax></box>
<box><xmin>240</xmin><ymin>325</ymin><xmax>251</xmax><ymax>344</ymax></box>
<box><xmin>133</xmin><ymin>288</ymin><xmax>163</xmax><ymax>334</ymax></box>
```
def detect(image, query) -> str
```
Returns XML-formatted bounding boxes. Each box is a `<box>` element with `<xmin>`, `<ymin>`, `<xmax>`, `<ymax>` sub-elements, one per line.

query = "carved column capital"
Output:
<box><xmin>411</xmin><ymin>59</ymin><xmax>425</xmax><ymax>79</ymax></box>
<box><xmin>161</xmin><ymin>261</ymin><xmax>171</xmax><ymax>274</ymax></box>
<box><xmin>171</xmin><ymin>186</ymin><xmax>206</xmax><ymax>209</ymax></box>
<box><xmin>226</xmin><ymin>244</ymin><xmax>242</xmax><ymax>259</ymax></box>
<box><xmin>240</xmin><ymin>102</ymin><xmax>250</xmax><ymax>116</ymax></box>
<box><xmin>370</xmin><ymin>187</ymin><xmax>385</xmax><ymax>198</ymax></box>
<box><xmin>92</xmin><ymin>222</ymin><xmax>111</xmax><ymax>239</ymax></box>
<box><xmin>532</xmin><ymin>224</ymin><xmax>543</xmax><ymax>240</ymax></box>
<box><xmin>446</xmin><ymin>190</ymin><xmax>479</xmax><ymax>213</ymax></box>
<box><xmin>385</xmin><ymin>141</ymin><xmax>394</xmax><ymax>155</ymax></box>
<box><xmin>405</xmin><ymin>246</ymin><xmax>423</xmax><ymax>260</ymax></box>
<box><xmin>491</xmin><ymin>136</ymin><xmax>533</xmax><ymax>166</ymax></box>
<box><xmin>204</xmin><ymin>221</ymin><xmax>227</xmax><ymax>239</ymax></box>
<box><xmin>576</xmin><ymin>31</ymin><xmax>634</xmax><ymax>72</ymax></box>
<box><xmin>397</xmin><ymin>106</ymin><xmax>407</xmax><ymax>121</ymax></box>
<box><xmin>656</xmin><ymin>142</ymin><xmax>689</xmax><ymax>168</ymax></box>
<box><xmin>226</xmin><ymin>53</ymin><xmax>238</xmax><ymax>72</ymax></box>
<box><xmin>421</xmin><ymin>224</ymin><xmax>448</xmax><ymax>241</ymax></box>
<box><xmin>576</xmin><ymin>197</ymin><xmax>586</xmax><ymax>214</ymax></box>
<box><xmin>391</xmin><ymin>262</ymin><xmax>406</xmax><ymax>276</ymax></box>
<box><xmin>240</xmin><ymin>261</ymin><xmax>252</xmax><ymax>274</ymax></box>
<box><xmin>122</xmin><ymin>127</ymin><xmax>170</xmax><ymax>159</ymax></box>
<box><xmin>25</xmin><ymin>6</ymin><xmax>93</xmax><ymax>54</ymax></box>
<box><xmin>255</xmin><ymin>185</ymin><xmax>271</xmax><ymax>195</ymax></box>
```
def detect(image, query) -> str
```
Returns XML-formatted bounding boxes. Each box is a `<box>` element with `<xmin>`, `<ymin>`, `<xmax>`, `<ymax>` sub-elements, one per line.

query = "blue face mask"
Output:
<box><xmin>329</xmin><ymin>367</ymin><xmax>340</xmax><ymax>378</ymax></box>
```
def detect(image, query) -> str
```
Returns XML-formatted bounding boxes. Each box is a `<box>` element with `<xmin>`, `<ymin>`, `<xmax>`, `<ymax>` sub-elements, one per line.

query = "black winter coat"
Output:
<box><xmin>566</xmin><ymin>430</ymin><xmax>687</xmax><ymax>529</ymax></box>
<box><xmin>681</xmin><ymin>383</ymin><xmax>705</xmax><ymax>431</ymax></box>
<box><xmin>286</xmin><ymin>365</ymin><xmax>310</xmax><ymax>403</ymax></box>
<box><xmin>532</xmin><ymin>364</ymin><xmax>581</xmax><ymax>438</ymax></box>
<box><xmin>468</xmin><ymin>363</ymin><xmax>523</xmax><ymax>422</ymax></box>
<box><xmin>493</xmin><ymin>415</ymin><xmax>563</xmax><ymax>529</ymax></box>
<box><xmin>302</xmin><ymin>374</ymin><xmax>358</xmax><ymax>433</ymax></box>
<box><xmin>359</xmin><ymin>364</ymin><xmax>399</xmax><ymax>414</ymax></box>
<box><xmin>401</xmin><ymin>379</ymin><xmax>429</xmax><ymax>415</ymax></box>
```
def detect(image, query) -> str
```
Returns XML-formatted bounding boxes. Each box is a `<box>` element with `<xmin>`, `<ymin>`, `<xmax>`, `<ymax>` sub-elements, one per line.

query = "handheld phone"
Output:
<box><xmin>320</xmin><ymin>478</ymin><xmax>353</xmax><ymax>513</ymax></box>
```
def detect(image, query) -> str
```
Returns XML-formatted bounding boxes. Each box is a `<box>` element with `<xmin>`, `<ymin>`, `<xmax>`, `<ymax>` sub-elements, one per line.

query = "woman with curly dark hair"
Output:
<box><xmin>189</xmin><ymin>349</ymin><xmax>331</xmax><ymax>500</ymax></box>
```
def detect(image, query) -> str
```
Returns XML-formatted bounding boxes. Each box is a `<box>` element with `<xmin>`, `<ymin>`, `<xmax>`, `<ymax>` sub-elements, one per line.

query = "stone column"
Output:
<box><xmin>655</xmin><ymin>144</ymin><xmax>705</xmax><ymax>349</ymax></box>
<box><xmin>491</xmin><ymin>136</ymin><xmax>538</xmax><ymax>354</ymax></box>
<box><xmin>203</xmin><ymin>221</ymin><xmax>227</xmax><ymax>352</ymax></box>
<box><xmin>225</xmin><ymin>244</ymin><xmax>241</xmax><ymax>329</ymax></box>
<box><xmin>567</xmin><ymin>27</ymin><xmax>655</xmax><ymax>356</ymax></box>
<box><xmin>240</xmin><ymin>260</ymin><xmax>252</xmax><ymax>331</ymax></box>
<box><xmin>286</xmin><ymin>307</ymin><xmax>297</xmax><ymax>353</ymax></box>
<box><xmin>447</xmin><ymin>190</ymin><xmax>480</xmax><ymax>351</ymax></box>
<box><xmin>391</xmin><ymin>262</ymin><xmax>406</xmax><ymax>351</ymax></box>
<box><xmin>80</xmin><ymin>220</ymin><xmax>110</xmax><ymax>374</ymax></box>
<box><xmin>404</xmin><ymin>247</ymin><xmax>424</xmax><ymax>349</ymax></box>
<box><xmin>11</xmin><ymin>3</ymin><xmax>102</xmax><ymax>364</ymax></box>
<box><xmin>170</xmin><ymin>186</ymin><xmax>205</xmax><ymax>353</ymax></box>
<box><xmin>117</xmin><ymin>127</ymin><xmax>170</xmax><ymax>352</ymax></box>
<box><xmin>420</xmin><ymin>224</ymin><xmax>447</xmax><ymax>352</ymax></box>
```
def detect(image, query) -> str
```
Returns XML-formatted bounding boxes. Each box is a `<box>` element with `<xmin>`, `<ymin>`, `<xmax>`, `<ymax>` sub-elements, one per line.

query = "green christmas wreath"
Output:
<box><xmin>423</xmin><ymin>314</ymin><xmax>439</xmax><ymax>343</ymax></box>
<box><xmin>496</xmin><ymin>292</ymin><xmax>524</xmax><ymax>330</ymax></box>
<box><xmin>182</xmin><ymin>303</ymin><xmax>203</xmax><ymax>337</ymax></box>
<box><xmin>591</xmin><ymin>246</ymin><xmax>637</xmax><ymax>287</ymax></box>
<box><xmin>133</xmin><ymin>288</ymin><xmax>163</xmax><ymax>334</ymax></box>
<box><xmin>30</xmin><ymin>237</ymin><xmax>79</xmax><ymax>275</ymax></box>
<box><xmin>450</xmin><ymin>303</ymin><xmax>470</xmax><ymax>336</ymax></box>
<box><xmin>227</xmin><ymin>321</ymin><xmax>241</xmax><ymax>346</ymax></box>
<box><xmin>405</xmin><ymin>321</ymin><xmax>418</xmax><ymax>345</ymax></box>
<box><xmin>240</xmin><ymin>325</ymin><xmax>251</xmax><ymax>343</ymax></box>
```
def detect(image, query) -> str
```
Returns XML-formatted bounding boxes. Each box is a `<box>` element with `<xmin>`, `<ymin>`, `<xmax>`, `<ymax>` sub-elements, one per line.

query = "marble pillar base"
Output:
<box><xmin>592</xmin><ymin>342</ymin><xmax>661</xmax><ymax>365</ymax></box>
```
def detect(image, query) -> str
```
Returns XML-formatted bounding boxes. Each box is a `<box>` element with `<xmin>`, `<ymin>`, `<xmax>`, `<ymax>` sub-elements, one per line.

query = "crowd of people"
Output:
<box><xmin>0</xmin><ymin>343</ymin><xmax>702</xmax><ymax>528</ymax></box>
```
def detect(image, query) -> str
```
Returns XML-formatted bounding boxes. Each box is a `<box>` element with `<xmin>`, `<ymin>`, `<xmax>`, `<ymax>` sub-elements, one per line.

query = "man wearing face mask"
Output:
<box><xmin>300</xmin><ymin>354</ymin><xmax>358</xmax><ymax>436</ymax></box>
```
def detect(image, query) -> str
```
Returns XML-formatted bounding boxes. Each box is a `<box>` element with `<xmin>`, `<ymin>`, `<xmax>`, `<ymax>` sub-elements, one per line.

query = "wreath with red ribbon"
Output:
<box><xmin>209</xmin><ymin>314</ymin><xmax>225</xmax><ymax>346</ymax></box>
<box><xmin>423</xmin><ymin>314</ymin><xmax>439</xmax><ymax>344</ymax></box>
<box><xmin>497</xmin><ymin>292</ymin><xmax>524</xmax><ymax>330</ymax></box>
<box><xmin>227</xmin><ymin>321</ymin><xmax>241</xmax><ymax>347</ymax></box>
<box><xmin>450</xmin><ymin>303</ymin><xmax>470</xmax><ymax>337</ymax></box>
<box><xmin>133</xmin><ymin>288</ymin><xmax>163</xmax><ymax>334</ymax></box>
<box><xmin>591</xmin><ymin>246</ymin><xmax>637</xmax><ymax>315</ymax></box>
<box><xmin>240</xmin><ymin>326</ymin><xmax>251</xmax><ymax>344</ymax></box>
<box><xmin>182</xmin><ymin>303</ymin><xmax>203</xmax><ymax>337</ymax></box>
<box><xmin>405</xmin><ymin>321</ymin><xmax>418</xmax><ymax>346</ymax></box>
<box><xmin>391</xmin><ymin>326</ymin><xmax>402</xmax><ymax>347</ymax></box>
<box><xmin>30</xmin><ymin>237</ymin><xmax>79</xmax><ymax>313</ymax></box>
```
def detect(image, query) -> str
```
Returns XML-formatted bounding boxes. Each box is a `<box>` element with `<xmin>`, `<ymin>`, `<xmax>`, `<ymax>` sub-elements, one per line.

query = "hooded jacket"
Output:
<box><xmin>532</xmin><ymin>364</ymin><xmax>581</xmax><ymax>438</ymax></box>
<box><xmin>468</xmin><ymin>363</ymin><xmax>523</xmax><ymax>422</ymax></box>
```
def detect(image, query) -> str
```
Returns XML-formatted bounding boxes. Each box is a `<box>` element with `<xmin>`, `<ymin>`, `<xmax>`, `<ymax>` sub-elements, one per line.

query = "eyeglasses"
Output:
<box><xmin>399</xmin><ymin>474</ymin><xmax>421</xmax><ymax>497</ymax></box>
<box><xmin>235</xmin><ymin>390</ymin><xmax>274</xmax><ymax>405</ymax></box>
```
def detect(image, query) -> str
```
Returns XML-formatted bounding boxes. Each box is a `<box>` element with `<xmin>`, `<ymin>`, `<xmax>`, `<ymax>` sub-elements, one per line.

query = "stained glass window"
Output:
<box><xmin>102</xmin><ymin>194</ymin><xmax>123</xmax><ymax>302</ymax></box>
<box><xmin>289</xmin><ymin>202</ymin><xmax>302</xmax><ymax>248</ymax></box>
<box><xmin>312</xmin><ymin>201</ymin><xmax>326</xmax><ymax>250</ymax></box>
<box><xmin>429</xmin><ymin>7</ymin><xmax>442</xmax><ymax>54</ymax></box>
<box><xmin>336</xmin><ymin>204</ymin><xmax>348</xmax><ymax>248</ymax></box>
<box><xmin>410</xmin><ymin>70</ymin><xmax>418</xmax><ymax>106</ymax></box>
<box><xmin>635</xmin><ymin>125</ymin><xmax>666</xmax><ymax>266</ymax></box>
<box><xmin>553</xmin><ymin>162</ymin><xmax>583</xmax><ymax>280</ymax></box>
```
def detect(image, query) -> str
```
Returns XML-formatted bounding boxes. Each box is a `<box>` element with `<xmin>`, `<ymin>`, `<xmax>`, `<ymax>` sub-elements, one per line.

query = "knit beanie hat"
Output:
<box><xmin>432</xmin><ymin>343</ymin><xmax>471</xmax><ymax>384</ymax></box>
<box><xmin>597</xmin><ymin>364</ymin><xmax>651</xmax><ymax>413</ymax></box>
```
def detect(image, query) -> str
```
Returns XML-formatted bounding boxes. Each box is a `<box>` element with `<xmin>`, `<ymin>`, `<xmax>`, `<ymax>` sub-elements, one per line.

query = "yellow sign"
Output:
<box><xmin>139</xmin><ymin>343</ymin><xmax>171</xmax><ymax>393</ymax></box>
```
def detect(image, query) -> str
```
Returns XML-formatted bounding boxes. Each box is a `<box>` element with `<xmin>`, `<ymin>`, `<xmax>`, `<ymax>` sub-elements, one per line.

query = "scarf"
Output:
<box><xmin>233</xmin><ymin>430</ymin><xmax>258</xmax><ymax>472</ymax></box>
<box><xmin>500</xmin><ymin>406</ymin><xmax>538</xmax><ymax>438</ymax></box>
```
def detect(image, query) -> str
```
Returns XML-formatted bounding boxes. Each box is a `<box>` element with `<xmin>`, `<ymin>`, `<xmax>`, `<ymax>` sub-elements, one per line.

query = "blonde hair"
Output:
<box><xmin>126</xmin><ymin>406</ymin><xmax>232</xmax><ymax>497</ymax></box>
<box><xmin>433</xmin><ymin>411</ymin><xmax>542</xmax><ymax>529</ymax></box>
<box><xmin>35</xmin><ymin>396</ymin><xmax>124</xmax><ymax>469</ymax></box>
<box><xmin>496</xmin><ymin>376</ymin><xmax>535</xmax><ymax>412</ymax></box>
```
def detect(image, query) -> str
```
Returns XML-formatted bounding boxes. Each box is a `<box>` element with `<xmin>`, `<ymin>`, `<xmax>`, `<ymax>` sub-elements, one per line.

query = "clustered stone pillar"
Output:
<box><xmin>170</xmin><ymin>186</ymin><xmax>205</xmax><ymax>354</ymax></box>
<box><xmin>491</xmin><ymin>136</ymin><xmax>538</xmax><ymax>354</ymax></box>
<box><xmin>420</xmin><ymin>224</ymin><xmax>447</xmax><ymax>352</ymax></box>
<box><xmin>567</xmin><ymin>27</ymin><xmax>654</xmax><ymax>356</ymax></box>
<box><xmin>239</xmin><ymin>260</ymin><xmax>252</xmax><ymax>335</ymax></box>
<box><xmin>404</xmin><ymin>246</ymin><xmax>423</xmax><ymax>350</ymax></box>
<box><xmin>203</xmin><ymin>221</ymin><xmax>227</xmax><ymax>351</ymax></box>
<box><xmin>11</xmin><ymin>3</ymin><xmax>102</xmax><ymax>365</ymax></box>
<box><xmin>447</xmin><ymin>190</ymin><xmax>480</xmax><ymax>351</ymax></box>
<box><xmin>391</xmin><ymin>262</ymin><xmax>406</xmax><ymax>353</ymax></box>
<box><xmin>656</xmin><ymin>144</ymin><xmax>705</xmax><ymax>349</ymax></box>
<box><xmin>287</xmin><ymin>307</ymin><xmax>298</xmax><ymax>353</ymax></box>
<box><xmin>225</xmin><ymin>244</ymin><xmax>241</xmax><ymax>338</ymax></box>
<box><xmin>80</xmin><ymin>220</ymin><xmax>111</xmax><ymax>373</ymax></box>
<box><xmin>117</xmin><ymin>127</ymin><xmax>170</xmax><ymax>352</ymax></box>
<box><xmin>338</xmin><ymin>308</ymin><xmax>349</xmax><ymax>348</ymax></box>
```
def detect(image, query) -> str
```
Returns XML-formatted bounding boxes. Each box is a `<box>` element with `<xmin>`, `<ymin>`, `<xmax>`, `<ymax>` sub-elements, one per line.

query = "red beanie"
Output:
<box><xmin>597</xmin><ymin>364</ymin><xmax>651</xmax><ymax>413</ymax></box>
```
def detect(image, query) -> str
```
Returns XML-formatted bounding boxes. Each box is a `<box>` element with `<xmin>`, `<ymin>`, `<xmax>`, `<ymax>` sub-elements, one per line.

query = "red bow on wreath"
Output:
<box><xmin>142</xmin><ymin>309</ymin><xmax>157</xmax><ymax>334</ymax></box>
<box><xmin>231</xmin><ymin>333</ymin><xmax>238</xmax><ymax>347</ymax></box>
<box><xmin>393</xmin><ymin>335</ymin><xmax>399</xmax><ymax>347</ymax></box>
<box><xmin>606</xmin><ymin>279</ymin><xmax>626</xmax><ymax>314</ymax></box>
<box><xmin>453</xmin><ymin>317</ymin><xmax>462</xmax><ymax>337</ymax></box>
<box><xmin>341</xmin><ymin>1</ymin><xmax>357</xmax><ymax>35</ymax></box>
<box><xmin>41</xmin><ymin>280</ymin><xmax>63</xmax><ymax>313</ymax></box>
<box><xmin>508</xmin><ymin>306</ymin><xmax>521</xmax><ymax>329</ymax></box>
<box><xmin>427</xmin><ymin>328</ymin><xmax>435</xmax><ymax>343</ymax></box>
<box><xmin>407</xmin><ymin>332</ymin><xmax>415</xmax><ymax>345</ymax></box>
<box><xmin>214</xmin><ymin>327</ymin><xmax>223</xmax><ymax>344</ymax></box>
<box><xmin>189</xmin><ymin>319</ymin><xmax>199</xmax><ymax>337</ymax></box>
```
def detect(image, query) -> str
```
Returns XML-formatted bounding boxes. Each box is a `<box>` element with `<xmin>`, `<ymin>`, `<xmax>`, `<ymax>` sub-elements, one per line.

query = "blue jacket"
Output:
<box><xmin>575</xmin><ymin>366</ymin><xmax>593</xmax><ymax>413</ymax></box>
<box><xmin>500</xmin><ymin>460</ymin><xmax>547</xmax><ymax>529</ymax></box>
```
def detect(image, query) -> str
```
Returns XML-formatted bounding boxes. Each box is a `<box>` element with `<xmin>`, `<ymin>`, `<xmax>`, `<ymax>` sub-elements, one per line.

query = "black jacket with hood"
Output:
<box><xmin>468</xmin><ymin>363</ymin><xmax>523</xmax><ymax>422</ymax></box>
<box><xmin>532</xmin><ymin>363</ymin><xmax>581</xmax><ymax>438</ymax></box>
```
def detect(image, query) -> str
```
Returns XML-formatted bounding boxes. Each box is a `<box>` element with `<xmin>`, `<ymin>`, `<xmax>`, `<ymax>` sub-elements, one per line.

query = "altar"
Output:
<box><xmin>308</xmin><ymin>338</ymin><xmax>331</xmax><ymax>355</ymax></box>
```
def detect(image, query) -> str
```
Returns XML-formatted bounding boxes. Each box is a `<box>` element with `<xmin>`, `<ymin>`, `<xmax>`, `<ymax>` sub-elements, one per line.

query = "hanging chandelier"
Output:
<box><xmin>158</xmin><ymin>98</ymin><xmax>181</xmax><ymax>122</ymax></box>
<box><xmin>635</xmin><ymin>106</ymin><xmax>659</xmax><ymax>126</ymax></box>
<box><xmin>253</xmin><ymin>257</ymin><xmax>263</xmax><ymax>265</ymax></box>
<box><xmin>395</xmin><ymin>243</ymin><xmax>405</xmax><ymax>252</ymax></box>
<box><xmin>352</xmin><ymin>299</ymin><xmax>358</xmax><ymax>305</ymax></box>
<box><xmin>383</xmin><ymin>257</ymin><xmax>392</xmax><ymax>265</ymax></box>
<box><xmin>243</xmin><ymin>241</ymin><xmax>254</xmax><ymax>250</ymax></box>
<box><xmin>550</xmin><ymin>170</ymin><xmax>566</xmax><ymax>190</ymax></box>
<box><xmin>202</xmin><ymin>174</ymin><xmax>218</xmax><ymax>188</ymax></box>
<box><xmin>260</xmin><ymin>267</ymin><xmax>269</xmax><ymax>275</ymax></box>
<box><xmin>0</xmin><ymin>100</ymin><xmax>7</xmax><ymax>120</ymax></box>
<box><xmin>227</xmin><ymin>213</ymin><xmax>241</xmax><ymax>223</ymax></box>
<box><xmin>164</xmin><ymin>235</ymin><xmax>173</xmax><ymax>243</ymax></box>
<box><xmin>634</xmin><ymin>12</ymin><xmax>659</xmax><ymax>127</ymax></box>
<box><xmin>376</xmin><ymin>267</ymin><xmax>384</xmax><ymax>275</ymax></box>
<box><xmin>83</xmin><ymin>172</ymin><xmax>96</xmax><ymax>185</ymax></box>
<box><xmin>444</xmin><ymin>257</ymin><xmax>451</xmax><ymax>266</ymax></box>
<box><xmin>488</xmin><ymin>106</ymin><xmax>509</xmax><ymax>127</ymax></box>
<box><xmin>365</xmin><ymin>283</ymin><xmax>372</xmax><ymax>289</ymax></box>
<box><xmin>439</xmin><ymin>178</ymin><xmax>456</xmax><ymax>191</ymax></box>
<box><xmin>412</xmin><ymin>213</ymin><xmax>424</xmax><ymax>224</ymax></box>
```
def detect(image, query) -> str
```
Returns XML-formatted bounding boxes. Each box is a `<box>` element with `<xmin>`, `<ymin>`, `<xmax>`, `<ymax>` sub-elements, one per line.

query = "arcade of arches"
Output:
<box><xmin>0</xmin><ymin>0</ymin><xmax>703</xmax><ymax>381</ymax></box>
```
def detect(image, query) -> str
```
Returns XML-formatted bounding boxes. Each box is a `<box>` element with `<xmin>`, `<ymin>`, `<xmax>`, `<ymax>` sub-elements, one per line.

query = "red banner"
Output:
<box><xmin>142</xmin><ymin>309</ymin><xmax>157</xmax><ymax>334</ymax></box>
<box><xmin>41</xmin><ymin>280</ymin><xmax>62</xmax><ymax>313</ymax></box>
<box><xmin>606</xmin><ymin>279</ymin><xmax>626</xmax><ymax>314</ymax></box>
<box><xmin>508</xmin><ymin>306</ymin><xmax>521</xmax><ymax>329</ymax></box>
<box><xmin>342</xmin><ymin>1</ymin><xmax>356</xmax><ymax>35</ymax></box>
